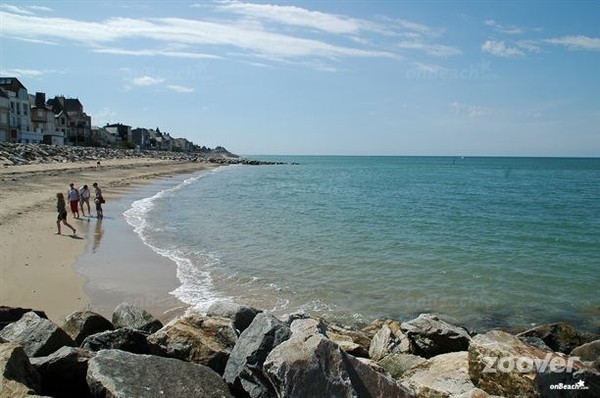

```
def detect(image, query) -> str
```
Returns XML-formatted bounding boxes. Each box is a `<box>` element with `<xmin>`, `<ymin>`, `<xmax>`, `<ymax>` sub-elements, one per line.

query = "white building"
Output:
<box><xmin>0</xmin><ymin>77</ymin><xmax>42</xmax><ymax>143</ymax></box>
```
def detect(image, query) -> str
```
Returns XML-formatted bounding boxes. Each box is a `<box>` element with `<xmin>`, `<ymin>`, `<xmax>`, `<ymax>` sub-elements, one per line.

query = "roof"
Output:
<box><xmin>0</xmin><ymin>77</ymin><xmax>27</xmax><ymax>93</ymax></box>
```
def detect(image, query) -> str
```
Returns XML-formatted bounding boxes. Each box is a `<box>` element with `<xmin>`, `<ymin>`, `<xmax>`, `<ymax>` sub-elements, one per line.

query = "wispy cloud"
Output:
<box><xmin>132</xmin><ymin>76</ymin><xmax>164</xmax><ymax>86</ymax></box>
<box><xmin>484</xmin><ymin>19</ymin><xmax>524</xmax><ymax>35</ymax></box>
<box><xmin>0</xmin><ymin>4</ymin><xmax>51</xmax><ymax>15</ymax></box>
<box><xmin>450</xmin><ymin>101</ymin><xmax>493</xmax><ymax>117</ymax></box>
<box><xmin>481</xmin><ymin>40</ymin><xmax>524</xmax><ymax>58</ymax></box>
<box><xmin>167</xmin><ymin>85</ymin><xmax>195</xmax><ymax>93</ymax></box>
<box><xmin>92</xmin><ymin>47</ymin><xmax>222</xmax><ymax>60</ymax></box>
<box><xmin>397</xmin><ymin>40</ymin><xmax>461</xmax><ymax>57</ymax></box>
<box><xmin>545</xmin><ymin>35</ymin><xmax>600</xmax><ymax>51</ymax></box>
<box><xmin>0</xmin><ymin>67</ymin><xmax>59</xmax><ymax>77</ymax></box>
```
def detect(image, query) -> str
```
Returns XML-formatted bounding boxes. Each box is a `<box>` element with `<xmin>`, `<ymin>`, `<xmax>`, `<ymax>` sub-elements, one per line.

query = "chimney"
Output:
<box><xmin>35</xmin><ymin>92</ymin><xmax>46</xmax><ymax>108</ymax></box>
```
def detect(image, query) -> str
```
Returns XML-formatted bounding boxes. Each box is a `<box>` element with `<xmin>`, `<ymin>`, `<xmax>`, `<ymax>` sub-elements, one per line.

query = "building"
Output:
<box><xmin>0</xmin><ymin>89</ymin><xmax>9</xmax><ymax>142</ymax></box>
<box><xmin>131</xmin><ymin>127</ymin><xmax>151</xmax><ymax>149</ymax></box>
<box><xmin>172</xmin><ymin>137</ymin><xmax>194</xmax><ymax>152</ymax></box>
<box><xmin>30</xmin><ymin>92</ymin><xmax>63</xmax><ymax>145</ymax></box>
<box><xmin>47</xmin><ymin>96</ymin><xmax>91</xmax><ymax>145</ymax></box>
<box><xmin>105</xmin><ymin>123</ymin><xmax>132</xmax><ymax>143</ymax></box>
<box><xmin>0</xmin><ymin>77</ymin><xmax>41</xmax><ymax>143</ymax></box>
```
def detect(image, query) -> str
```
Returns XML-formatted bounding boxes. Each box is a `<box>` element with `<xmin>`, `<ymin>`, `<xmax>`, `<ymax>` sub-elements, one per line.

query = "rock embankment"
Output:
<box><xmin>1</xmin><ymin>303</ymin><xmax>598</xmax><ymax>397</ymax></box>
<box><xmin>0</xmin><ymin>143</ymin><xmax>284</xmax><ymax>167</ymax></box>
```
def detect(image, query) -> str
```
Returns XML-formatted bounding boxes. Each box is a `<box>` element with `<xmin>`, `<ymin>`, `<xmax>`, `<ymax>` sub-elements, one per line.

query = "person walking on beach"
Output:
<box><xmin>79</xmin><ymin>184</ymin><xmax>91</xmax><ymax>217</ymax></box>
<box><xmin>67</xmin><ymin>183</ymin><xmax>80</xmax><ymax>219</ymax></box>
<box><xmin>93</xmin><ymin>182</ymin><xmax>104</xmax><ymax>219</ymax></box>
<box><xmin>56</xmin><ymin>192</ymin><xmax>76</xmax><ymax>235</ymax></box>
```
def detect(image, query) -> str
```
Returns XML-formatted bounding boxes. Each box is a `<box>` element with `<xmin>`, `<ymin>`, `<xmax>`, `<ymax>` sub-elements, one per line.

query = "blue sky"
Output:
<box><xmin>1</xmin><ymin>1</ymin><xmax>598</xmax><ymax>156</ymax></box>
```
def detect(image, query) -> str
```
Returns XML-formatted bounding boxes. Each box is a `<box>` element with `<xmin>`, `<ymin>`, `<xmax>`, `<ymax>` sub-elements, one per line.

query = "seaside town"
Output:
<box><xmin>0</xmin><ymin>76</ymin><xmax>204</xmax><ymax>152</ymax></box>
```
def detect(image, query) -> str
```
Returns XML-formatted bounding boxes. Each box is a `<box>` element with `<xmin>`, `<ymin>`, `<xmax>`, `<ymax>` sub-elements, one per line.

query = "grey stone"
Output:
<box><xmin>147</xmin><ymin>314</ymin><xmax>237</xmax><ymax>374</ymax></box>
<box><xmin>30</xmin><ymin>346</ymin><xmax>94</xmax><ymax>397</ymax></box>
<box><xmin>81</xmin><ymin>328</ymin><xmax>151</xmax><ymax>354</ymax></box>
<box><xmin>0</xmin><ymin>312</ymin><xmax>74</xmax><ymax>357</ymax></box>
<box><xmin>0</xmin><ymin>342</ymin><xmax>41</xmax><ymax>396</ymax></box>
<box><xmin>223</xmin><ymin>312</ymin><xmax>291</xmax><ymax>397</ymax></box>
<box><xmin>112</xmin><ymin>302</ymin><xmax>162</xmax><ymax>333</ymax></box>
<box><xmin>61</xmin><ymin>311</ymin><xmax>114</xmax><ymax>346</ymax></box>
<box><xmin>517</xmin><ymin>322</ymin><xmax>587</xmax><ymax>354</ymax></box>
<box><xmin>86</xmin><ymin>349</ymin><xmax>233</xmax><ymax>398</ymax></box>
<box><xmin>207</xmin><ymin>301</ymin><xmax>263</xmax><ymax>335</ymax></box>
<box><xmin>401</xmin><ymin>314</ymin><xmax>471</xmax><ymax>358</ymax></box>
<box><xmin>0</xmin><ymin>306</ymin><xmax>47</xmax><ymax>331</ymax></box>
<box><xmin>571</xmin><ymin>340</ymin><xmax>600</xmax><ymax>362</ymax></box>
<box><xmin>378</xmin><ymin>353</ymin><xmax>426</xmax><ymax>379</ymax></box>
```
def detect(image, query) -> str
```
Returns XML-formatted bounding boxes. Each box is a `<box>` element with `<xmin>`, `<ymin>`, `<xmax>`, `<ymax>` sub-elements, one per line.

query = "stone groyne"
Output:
<box><xmin>1</xmin><ymin>302</ymin><xmax>598</xmax><ymax>397</ymax></box>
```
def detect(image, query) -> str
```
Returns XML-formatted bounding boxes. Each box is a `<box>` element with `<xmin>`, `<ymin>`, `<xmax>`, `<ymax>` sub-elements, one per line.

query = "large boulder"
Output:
<box><xmin>378</xmin><ymin>353</ymin><xmax>426</xmax><ymax>379</ymax></box>
<box><xmin>469</xmin><ymin>330</ymin><xmax>600</xmax><ymax>397</ymax></box>
<box><xmin>223</xmin><ymin>312</ymin><xmax>291</xmax><ymax>397</ymax></box>
<box><xmin>571</xmin><ymin>340</ymin><xmax>600</xmax><ymax>362</ymax></box>
<box><xmin>320</xmin><ymin>318</ymin><xmax>372</xmax><ymax>358</ymax></box>
<box><xmin>403</xmin><ymin>351</ymin><xmax>484</xmax><ymax>397</ymax></box>
<box><xmin>112</xmin><ymin>302</ymin><xmax>163</xmax><ymax>333</ymax></box>
<box><xmin>369</xmin><ymin>320</ymin><xmax>410</xmax><ymax>361</ymax></box>
<box><xmin>0</xmin><ymin>312</ymin><xmax>74</xmax><ymax>357</ymax></box>
<box><xmin>147</xmin><ymin>315</ymin><xmax>237</xmax><ymax>374</ymax></box>
<box><xmin>401</xmin><ymin>314</ymin><xmax>471</xmax><ymax>358</ymax></box>
<box><xmin>517</xmin><ymin>322</ymin><xmax>587</xmax><ymax>354</ymax></box>
<box><xmin>30</xmin><ymin>346</ymin><xmax>94</xmax><ymax>397</ymax></box>
<box><xmin>264</xmin><ymin>318</ymin><xmax>413</xmax><ymax>397</ymax></box>
<box><xmin>0</xmin><ymin>342</ymin><xmax>41</xmax><ymax>396</ymax></box>
<box><xmin>87</xmin><ymin>349</ymin><xmax>233</xmax><ymax>398</ymax></box>
<box><xmin>207</xmin><ymin>301</ymin><xmax>262</xmax><ymax>335</ymax></box>
<box><xmin>0</xmin><ymin>306</ymin><xmax>47</xmax><ymax>331</ymax></box>
<box><xmin>61</xmin><ymin>311</ymin><xmax>114</xmax><ymax>346</ymax></box>
<box><xmin>81</xmin><ymin>328</ymin><xmax>151</xmax><ymax>354</ymax></box>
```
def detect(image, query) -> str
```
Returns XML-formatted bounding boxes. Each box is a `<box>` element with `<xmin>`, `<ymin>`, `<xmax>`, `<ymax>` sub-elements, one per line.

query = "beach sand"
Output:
<box><xmin>0</xmin><ymin>159</ymin><xmax>216</xmax><ymax>324</ymax></box>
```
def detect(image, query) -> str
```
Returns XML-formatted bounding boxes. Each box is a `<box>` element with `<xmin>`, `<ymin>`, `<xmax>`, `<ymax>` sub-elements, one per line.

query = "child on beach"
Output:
<box><xmin>93</xmin><ymin>182</ymin><xmax>104</xmax><ymax>219</ymax></box>
<box><xmin>79</xmin><ymin>184</ymin><xmax>91</xmax><ymax>217</ymax></box>
<box><xmin>68</xmin><ymin>183</ymin><xmax>80</xmax><ymax>219</ymax></box>
<box><xmin>56</xmin><ymin>192</ymin><xmax>76</xmax><ymax>235</ymax></box>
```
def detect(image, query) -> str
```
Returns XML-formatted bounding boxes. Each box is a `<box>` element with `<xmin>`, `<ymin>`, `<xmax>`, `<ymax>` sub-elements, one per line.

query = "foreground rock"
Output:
<box><xmin>469</xmin><ymin>330</ymin><xmax>600</xmax><ymax>397</ymax></box>
<box><xmin>112</xmin><ymin>302</ymin><xmax>163</xmax><ymax>333</ymax></box>
<box><xmin>81</xmin><ymin>328</ymin><xmax>151</xmax><ymax>354</ymax></box>
<box><xmin>87</xmin><ymin>349</ymin><xmax>233</xmax><ymax>398</ymax></box>
<box><xmin>61</xmin><ymin>311</ymin><xmax>114</xmax><ymax>346</ymax></box>
<box><xmin>148</xmin><ymin>314</ymin><xmax>237</xmax><ymax>374</ymax></box>
<box><xmin>0</xmin><ymin>306</ymin><xmax>47</xmax><ymax>331</ymax></box>
<box><xmin>207</xmin><ymin>301</ymin><xmax>263</xmax><ymax>336</ymax></box>
<box><xmin>402</xmin><ymin>314</ymin><xmax>471</xmax><ymax>358</ymax></box>
<box><xmin>263</xmin><ymin>318</ymin><xmax>413</xmax><ymax>397</ymax></box>
<box><xmin>0</xmin><ymin>342</ymin><xmax>41</xmax><ymax>396</ymax></box>
<box><xmin>224</xmin><ymin>313</ymin><xmax>291</xmax><ymax>397</ymax></box>
<box><xmin>0</xmin><ymin>312</ymin><xmax>74</xmax><ymax>357</ymax></box>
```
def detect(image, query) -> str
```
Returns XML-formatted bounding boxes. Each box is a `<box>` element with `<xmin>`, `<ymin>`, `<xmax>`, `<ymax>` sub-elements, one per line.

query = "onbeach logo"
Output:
<box><xmin>550</xmin><ymin>380</ymin><xmax>589</xmax><ymax>391</ymax></box>
<box><xmin>482</xmin><ymin>354</ymin><xmax>580</xmax><ymax>374</ymax></box>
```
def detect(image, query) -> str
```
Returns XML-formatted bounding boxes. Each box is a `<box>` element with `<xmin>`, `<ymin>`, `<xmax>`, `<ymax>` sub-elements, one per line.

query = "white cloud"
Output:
<box><xmin>481</xmin><ymin>40</ymin><xmax>524</xmax><ymax>58</ymax></box>
<box><xmin>92</xmin><ymin>47</ymin><xmax>222</xmax><ymax>60</ymax></box>
<box><xmin>397</xmin><ymin>40</ymin><xmax>461</xmax><ymax>57</ymax></box>
<box><xmin>166</xmin><ymin>84</ymin><xmax>195</xmax><ymax>93</ymax></box>
<box><xmin>0</xmin><ymin>67</ymin><xmax>60</xmax><ymax>77</ymax></box>
<box><xmin>484</xmin><ymin>19</ymin><xmax>524</xmax><ymax>35</ymax></box>
<box><xmin>545</xmin><ymin>35</ymin><xmax>600</xmax><ymax>51</ymax></box>
<box><xmin>450</xmin><ymin>102</ymin><xmax>493</xmax><ymax>117</ymax></box>
<box><xmin>132</xmin><ymin>76</ymin><xmax>164</xmax><ymax>86</ymax></box>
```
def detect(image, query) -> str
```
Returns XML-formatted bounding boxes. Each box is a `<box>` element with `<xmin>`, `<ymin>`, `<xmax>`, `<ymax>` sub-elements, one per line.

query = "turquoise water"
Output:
<box><xmin>124</xmin><ymin>157</ymin><xmax>600</xmax><ymax>331</ymax></box>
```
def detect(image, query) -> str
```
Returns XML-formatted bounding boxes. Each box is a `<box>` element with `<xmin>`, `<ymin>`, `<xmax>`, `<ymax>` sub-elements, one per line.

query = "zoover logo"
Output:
<box><xmin>482</xmin><ymin>354</ymin><xmax>579</xmax><ymax>374</ymax></box>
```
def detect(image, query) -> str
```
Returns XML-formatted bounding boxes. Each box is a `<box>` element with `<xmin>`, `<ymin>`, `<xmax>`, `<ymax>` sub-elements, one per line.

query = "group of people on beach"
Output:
<box><xmin>56</xmin><ymin>182</ymin><xmax>105</xmax><ymax>235</ymax></box>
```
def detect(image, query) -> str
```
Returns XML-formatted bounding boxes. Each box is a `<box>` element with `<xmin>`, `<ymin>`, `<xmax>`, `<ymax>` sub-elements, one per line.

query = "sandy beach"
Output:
<box><xmin>0</xmin><ymin>158</ymin><xmax>217</xmax><ymax>324</ymax></box>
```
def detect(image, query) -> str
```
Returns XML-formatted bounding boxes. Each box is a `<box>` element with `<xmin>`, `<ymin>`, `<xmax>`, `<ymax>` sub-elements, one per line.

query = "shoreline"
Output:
<box><xmin>0</xmin><ymin>158</ymin><xmax>218</xmax><ymax>324</ymax></box>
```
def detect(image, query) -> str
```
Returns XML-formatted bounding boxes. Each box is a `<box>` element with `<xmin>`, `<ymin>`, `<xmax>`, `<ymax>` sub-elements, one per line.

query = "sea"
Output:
<box><xmin>123</xmin><ymin>156</ymin><xmax>600</xmax><ymax>332</ymax></box>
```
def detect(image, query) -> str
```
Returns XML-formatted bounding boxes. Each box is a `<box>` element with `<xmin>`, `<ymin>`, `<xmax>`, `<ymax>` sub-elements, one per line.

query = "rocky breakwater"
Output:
<box><xmin>1</xmin><ymin>303</ymin><xmax>599</xmax><ymax>397</ymax></box>
<box><xmin>0</xmin><ymin>143</ymin><xmax>285</xmax><ymax>167</ymax></box>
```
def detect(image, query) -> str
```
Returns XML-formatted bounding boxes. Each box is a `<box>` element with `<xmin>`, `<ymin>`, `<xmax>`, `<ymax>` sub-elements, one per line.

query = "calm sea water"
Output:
<box><xmin>124</xmin><ymin>157</ymin><xmax>600</xmax><ymax>331</ymax></box>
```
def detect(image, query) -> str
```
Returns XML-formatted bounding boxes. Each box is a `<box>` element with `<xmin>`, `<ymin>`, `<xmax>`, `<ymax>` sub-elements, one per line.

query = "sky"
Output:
<box><xmin>1</xmin><ymin>1</ymin><xmax>599</xmax><ymax>156</ymax></box>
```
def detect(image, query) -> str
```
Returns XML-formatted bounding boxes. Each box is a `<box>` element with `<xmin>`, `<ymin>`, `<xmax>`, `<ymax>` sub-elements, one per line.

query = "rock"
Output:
<box><xmin>81</xmin><ymin>328</ymin><xmax>151</xmax><ymax>354</ymax></box>
<box><xmin>571</xmin><ymin>340</ymin><xmax>600</xmax><ymax>362</ymax></box>
<box><xmin>518</xmin><ymin>336</ymin><xmax>553</xmax><ymax>352</ymax></box>
<box><xmin>0</xmin><ymin>306</ymin><xmax>47</xmax><ymax>331</ymax></box>
<box><xmin>112</xmin><ymin>302</ymin><xmax>163</xmax><ymax>333</ymax></box>
<box><xmin>0</xmin><ymin>312</ymin><xmax>74</xmax><ymax>357</ymax></box>
<box><xmin>378</xmin><ymin>353</ymin><xmax>427</xmax><ymax>379</ymax></box>
<box><xmin>207</xmin><ymin>301</ymin><xmax>262</xmax><ymax>335</ymax></box>
<box><xmin>321</xmin><ymin>319</ymin><xmax>372</xmax><ymax>358</ymax></box>
<box><xmin>401</xmin><ymin>314</ymin><xmax>471</xmax><ymax>358</ymax></box>
<box><xmin>264</xmin><ymin>318</ymin><xmax>413</xmax><ymax>397</ymax></box>
<box><xmin>403</xmin><ymin>351</ymin><xmax>481</xmax><ymax>397</ymax></box>
<box><xmin>87</xmin><ymin>349</ymin><xmax>233</xmax><ymax>398</ymax></box>
<box><xmin>0</xmin><ymin>342</ymin><xmax>41</xmax><ymax>396</ymax></box>
<box><xmin>517</xmin><ymin>322</ymin><xmax>587</xmax><ymax>354</ymax></box>
<box><xmin>30</xmin><ymin>346</ymin><xmax>94</xmax><ymax>397</ymax></box>
<box><xmin>147</xmin><ymin>315</ymin><xmax>237</xmax><ymax>374</ymax></box>
<box><xmin>469</xmin><ymin>330</ymin><xmax>600</xmax><ymax>397</ymax></box>
<box><xmin>61</xmin><ymin>311</ymin><xmax>114</xmax><ymax>346</ymax></box>
<box><xmin>223</xmin><ymin>312</ymin><xmax>291</xmax><ymax>397</ymax></box>
<box><xmin>369</xmin><ymin>321</ymin><xmax>409</xmax><ymax>361</ymax></box>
